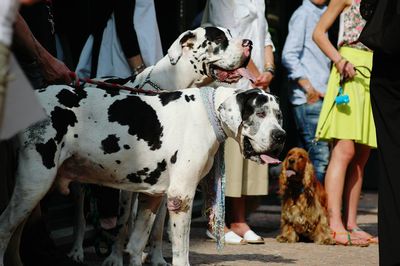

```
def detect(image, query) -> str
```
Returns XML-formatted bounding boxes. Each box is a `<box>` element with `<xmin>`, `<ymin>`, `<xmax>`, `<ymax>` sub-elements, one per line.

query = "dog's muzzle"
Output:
<box><xmin>242</xmin><ymin>137</ymin><xmax>282</xmax><ymax>165</ymax></box>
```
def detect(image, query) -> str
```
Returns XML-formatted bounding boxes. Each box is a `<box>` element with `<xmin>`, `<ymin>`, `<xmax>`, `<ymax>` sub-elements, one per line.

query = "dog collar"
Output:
<box><xmin>199</xmin><ymin>87</ymin><xmax>227</xmax><ymax>143</ymax></box>
<box><xmin>140</xmin><ymin>66</ymin><xmax>162</xmax><ymax>91</ymax></box>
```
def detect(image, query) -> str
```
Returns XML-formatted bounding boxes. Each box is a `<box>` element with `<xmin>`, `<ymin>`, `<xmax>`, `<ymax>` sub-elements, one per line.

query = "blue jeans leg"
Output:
<box><xmin>292</xmin><ymin>100</ymin><xmax>330</xmax><ymax>183</ymax></box>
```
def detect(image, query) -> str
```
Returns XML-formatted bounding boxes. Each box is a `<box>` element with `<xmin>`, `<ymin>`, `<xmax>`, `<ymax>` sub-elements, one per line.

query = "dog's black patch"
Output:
<box><xmin>158</xmin><ymin>91</ymin><xmax>182</xmax><ymax>106</ymax></box>
<box><xmin>123</xmin><ymin>144</ymin><xmax>130</xmax><ymax>150</ymax></box>
<box><xmin>170</xmin><ymin>150</ymin><xmax>178</xmax><ymax>164</ymax></box>
<box><xmin>185</xmin><ymin>95</ymin><xmax>195</xmax><ymax>102</ymax></box>
<box><xmin>116</xmin><ymin>160</ymin><xmax>121</xmax><ymax>164</ymax></box>
<box><xmin>236</xmin><ymin>89</ymin><xmax>260</xmax><ymax>121</ymax></box>
<box><xmin>101</xmin><ymin>134</ymin><xmax>121</xmax><ymax>154</ymax></box>
<box><xmin>108</xmin><ymin>97</ymin><xmax>163</xmax><ymax>150</ymax></box>
<box><xmin>143</xmin><ymin>160</ymin><xmax>167</xmax><ymax>185</ymax></box>
<box><xmin>205</xmin><ymin>27</ymin><xmax>228</xmax><ymax>51</ymax></box>
<box><xmin>56</xmin><ymin>87</ymin><xmax>88</xmax><ymax>108</ymax></box>
<box><xmin>104</xmin><ymin>77</ymin><xmax>131</xmax><ymax>85</ymax></box>
<box><xmin>56</xmin><ymin>89</ymin><xmax>79</xmax><ymax>108</ymax></box>
<box><xmin>127</xmin><ymin>167</ymin><xmax>150</xmax><ymax>183</ymax></box>
<box><xmin>126</xmin><ymin>159</ymin><xmax>166</xmax><ymax>185</ymax></box>
<box><xmin>74</xmin><ymin>134</ymin><xmax>78</xmax><ymax>138</ymax></box>
<box><xmin>96</xmin><ymin>78</ymin><xmax>131</xmax><ymax>97</ymax></box>
<box><xmin>255</xmin><ymin>94</ymin><xmax>268</xmax><ymax>106</ymax></box>
<box><xmin>51</xmin><ymin>107</ymin><xmax>78</xmax><ymax>143</ymax></box>
<box><xmin>36</xmin><ymin>138</ymin><xmax>57</xmax><ymax>169</ymax></box>
<box><xmin>97</xmin><ymin>86</ymin><xmax>120</xmax><ymax>97</ymax></box>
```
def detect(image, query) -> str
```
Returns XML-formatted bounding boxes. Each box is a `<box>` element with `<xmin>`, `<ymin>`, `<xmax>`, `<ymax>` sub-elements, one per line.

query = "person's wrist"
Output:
<box><xmin>132</xmin><ymin>63</ymin><xmax>145</xmax><ymax>76</ymax></box>
<box><xmin>264</xmin><ymin>62</ymin><xmax>275</xmax><ymax>76</ymax></box>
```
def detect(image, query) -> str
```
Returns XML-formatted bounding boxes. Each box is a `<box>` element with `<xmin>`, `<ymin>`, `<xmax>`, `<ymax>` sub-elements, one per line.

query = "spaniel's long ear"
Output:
<box><xmin>278</xmin><ymin>160</ymin><xmax>288</xmax><ymax>196</ymax></box>
<box><xmin>303</xmin><ymin>159</ymin><xmax>316</xmax><ymax>188</ymax></box>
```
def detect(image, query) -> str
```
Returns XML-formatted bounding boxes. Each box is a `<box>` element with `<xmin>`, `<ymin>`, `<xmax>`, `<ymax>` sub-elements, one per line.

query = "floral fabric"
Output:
<box><xmin>339</xmin><ymin>0</ymin><xmax>370</xmax><ymax>51</ymax></box>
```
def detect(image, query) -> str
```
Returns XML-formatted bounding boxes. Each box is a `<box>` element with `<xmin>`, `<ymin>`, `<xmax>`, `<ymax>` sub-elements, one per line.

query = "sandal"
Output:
<box><xmin>348</xmin><ymin>227</ymin><xmax>379</xmax><ymax>244</ymax></box>
<box><xmin>206</xmin><ymin>230</ymin><xmax>247</xmax><ymax>245</ymax></box>
<box><xmin>331</xmin><ymin>231</ymin><xmax>369</xmax><ymax>247</ymax></box>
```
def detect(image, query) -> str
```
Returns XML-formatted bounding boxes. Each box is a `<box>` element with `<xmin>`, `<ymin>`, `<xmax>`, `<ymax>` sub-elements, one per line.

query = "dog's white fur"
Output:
<box><xmin>0</xmin><ymin>86</ymin><xmax>284</xmax><ymax>266</ymax></box>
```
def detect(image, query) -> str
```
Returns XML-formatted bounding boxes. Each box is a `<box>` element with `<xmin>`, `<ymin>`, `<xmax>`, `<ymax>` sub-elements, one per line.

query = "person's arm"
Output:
<box><xmin>114</xmin><ymin>0</ymin><xmax>144</xmax><ymax>74</ymax></box>
<box><xmin>13</xmin><ymin>14</ymin><xmax>72</xmax><ymax>84</ymax></box>
<box><xmin>313</xmin><ymin>0</ymin><xmax>355</xmax><ymax>79</ymax></box>
<box><xmin>253</xmin><ymin>20</ymin><xmax>275</xmax><ymax>91</ymax></box>
<box><xmin>282</xmin><ymin>10</ymin><xmax>320</xmax><ymax>103</ymax></box>
<box><xmin>252</xmin><ymin>45</ymin><xmax>274</xmax><ymax>91</ymax></box>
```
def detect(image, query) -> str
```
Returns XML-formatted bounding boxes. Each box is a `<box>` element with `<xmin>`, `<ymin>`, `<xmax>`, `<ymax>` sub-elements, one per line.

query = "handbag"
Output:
<box><xmin>359</xmin><ymin>0</ymin><xmax>400</xmax><ymax>55</ymax></box>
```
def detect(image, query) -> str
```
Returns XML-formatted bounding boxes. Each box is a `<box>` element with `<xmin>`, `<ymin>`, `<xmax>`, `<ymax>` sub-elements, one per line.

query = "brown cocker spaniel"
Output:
<box><xmin>276</xmin><ymin>147</ymin><xmax>334</xmax><ymax>244</ymax></box>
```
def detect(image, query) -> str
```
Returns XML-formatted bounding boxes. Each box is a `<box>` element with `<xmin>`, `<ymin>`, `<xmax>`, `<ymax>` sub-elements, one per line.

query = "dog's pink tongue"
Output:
<box><xmin>260</xmin><ymin>154</ymin><xmax>281</xmax><ymax>165</ymax></box>
<box><xmin>237</xmin><ymin>67</ymin><xmax>256</xmax><ymax>83</ymax></box>
<box><xmin>286</xmin><ymin>170</ymin><xmax>296</xmax><ymax>177</ymax></box>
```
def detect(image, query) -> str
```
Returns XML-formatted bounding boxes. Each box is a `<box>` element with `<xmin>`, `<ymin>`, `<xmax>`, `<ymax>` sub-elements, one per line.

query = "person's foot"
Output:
<box><xmin>347</xmin><ymin>227</ymin><xmax>379</xmax><ymax>244</ymax></box>
<box><xmin>331</xmin><ymin>229</ymin><xmax>369</xmax><ymax>247</ymax></box>
<box><xmin>229</xmin><ymin>222</ymin><xmax>251</xmax><ymax>237</ymax></box>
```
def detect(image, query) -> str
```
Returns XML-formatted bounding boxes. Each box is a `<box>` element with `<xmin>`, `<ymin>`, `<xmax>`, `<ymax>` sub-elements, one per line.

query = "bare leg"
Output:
<box><xmin>325</xmin><ymin>140</ymin><xmax>368</xmax><ymax>245</ymax></box>
<box><xmin>228</xmin><ymin>196</ymin><xmax>250</xmax><ymax>237</ymax></box>
<box><xmin>325</xmin><ymin>140</ymin><xmax>353</xmax><ymax>243</ymax></box>
<box><xmin>344</xmin><ymin>144</ymin><xmax>376</xmax><ymax>241</ymax></box>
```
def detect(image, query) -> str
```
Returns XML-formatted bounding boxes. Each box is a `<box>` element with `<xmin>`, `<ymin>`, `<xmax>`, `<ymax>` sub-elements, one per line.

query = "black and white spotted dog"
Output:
<box><xmin>65</xmin><ymin>26</ymin><xmax>253</xmax><ymax>265</ymax></box>
<box><xmin>0</xmin><ymin>85</ymin><xmax>285</xmax><ymax>266</ymax></box>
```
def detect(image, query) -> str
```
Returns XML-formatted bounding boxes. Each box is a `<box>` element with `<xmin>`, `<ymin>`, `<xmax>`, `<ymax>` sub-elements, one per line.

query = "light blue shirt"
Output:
<box><xmin>282</xmin><ymin>0</ymin><xmax>330</xmax><ymax>105</ymax></box>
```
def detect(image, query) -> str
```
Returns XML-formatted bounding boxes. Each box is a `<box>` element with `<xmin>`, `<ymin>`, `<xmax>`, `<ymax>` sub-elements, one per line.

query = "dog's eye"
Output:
<box><xmin>256</xmin><ymin>111</ymin><xmax>266</xmax><ymax>118</ymax></box>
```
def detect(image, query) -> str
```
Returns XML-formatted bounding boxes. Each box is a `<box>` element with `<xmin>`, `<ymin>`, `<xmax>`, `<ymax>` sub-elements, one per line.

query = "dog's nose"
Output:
<box><xmin>242</xmin><ymin>39</ymin><xmax>253</xmax><ymax>48</ymax></box>
<box><xmin>271</xmin><ymin>129</ymin><xmax>286</xmax><ymax>143</ymax></box>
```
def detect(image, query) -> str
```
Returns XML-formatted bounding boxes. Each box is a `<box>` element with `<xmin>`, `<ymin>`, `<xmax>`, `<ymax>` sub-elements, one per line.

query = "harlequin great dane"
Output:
<box><xmin>0</xmin><ymin>85</ymin><xmax>285</xmax><ymax>266</ymax></box>
<box><xmin>67</xmin><ymin>26</ymin><xmax>253</xmax><ymax>265</ymax></box>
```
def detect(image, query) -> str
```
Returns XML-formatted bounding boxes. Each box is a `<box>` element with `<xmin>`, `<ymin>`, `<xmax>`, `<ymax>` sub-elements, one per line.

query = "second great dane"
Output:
<box><xmin>71</xmin><ymin>26</ymin><xmax>253</xmax><ymax>264</ymax></box>
<box><xmin>0</xmin><ymin>85</ymin><xmax>285</xmax><ymax>266</ymax></box>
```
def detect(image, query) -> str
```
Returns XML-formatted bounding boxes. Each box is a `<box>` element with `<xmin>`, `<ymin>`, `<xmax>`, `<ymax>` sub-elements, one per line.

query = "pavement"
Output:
<box><xmin>80</xmin><ymin>191</ymin><xmax>379</xmax><ymax>266</ymax></box>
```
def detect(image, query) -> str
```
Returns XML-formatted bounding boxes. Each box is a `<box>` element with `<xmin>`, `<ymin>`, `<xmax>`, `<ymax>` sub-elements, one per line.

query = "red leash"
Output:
<box><xmin>68</xmin><ymin>72</ymin><xmax>162</xmax><ymax>95</ymax></box>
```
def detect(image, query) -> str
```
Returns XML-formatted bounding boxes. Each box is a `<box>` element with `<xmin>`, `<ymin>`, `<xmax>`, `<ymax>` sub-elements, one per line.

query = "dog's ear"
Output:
<box><xmin>168</xmin><ymin>30</ymin><xmax>197</xmax><ymax>65</ymax></box>
<box><xmin>302</xmin><ymin>159</ymin><xmax>316</xmax><ymax>188</ymax></box>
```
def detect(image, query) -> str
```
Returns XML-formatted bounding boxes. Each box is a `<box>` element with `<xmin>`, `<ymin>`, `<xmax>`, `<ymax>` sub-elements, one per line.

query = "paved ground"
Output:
<box><xmin>81</xmin><ymin>191</ymin><xmax>379</xmax><ymax>266</ymax></box>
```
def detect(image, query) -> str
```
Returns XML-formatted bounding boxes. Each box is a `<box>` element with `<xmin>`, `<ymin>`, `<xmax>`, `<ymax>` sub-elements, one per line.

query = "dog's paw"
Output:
<box><xmin>276</xmin><ymin>234</ymin><xmax>289</xmax><ymax>243</ymax></box>
<box><xmin>102</xmin><ymin>253</ymin><xmax>123</xmax><ymax>266</ymax></box>
<box><xmin>67</xmin><ymin>247</ymin><xmax>84</xmax><ymax>263</ymax></box>
<box><xmin>319</xmin><ymin>236</ymin><xmax>336</xmax><ymax>245</ymax></box>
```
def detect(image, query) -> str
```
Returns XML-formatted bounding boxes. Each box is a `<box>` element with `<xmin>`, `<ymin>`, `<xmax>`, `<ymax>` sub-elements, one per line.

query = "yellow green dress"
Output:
<box><xmin>316</xmin><ymin>47</ymin><xmax>376</xmax><ymax>148</ymax></box>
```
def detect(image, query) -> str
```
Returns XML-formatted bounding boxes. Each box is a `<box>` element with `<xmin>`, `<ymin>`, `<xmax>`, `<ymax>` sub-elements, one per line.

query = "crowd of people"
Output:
<box><xmin>0</xmin><ymin>0</ymin><xmax>399</xmax><ymax>265</ymax></box>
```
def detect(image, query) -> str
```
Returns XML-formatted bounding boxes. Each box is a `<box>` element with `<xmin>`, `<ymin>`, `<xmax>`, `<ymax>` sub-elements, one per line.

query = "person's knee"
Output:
<box><xmin>333</xmin><ymin>141</ymin><xmax>355</xmax><ymax>162</ymax></box>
